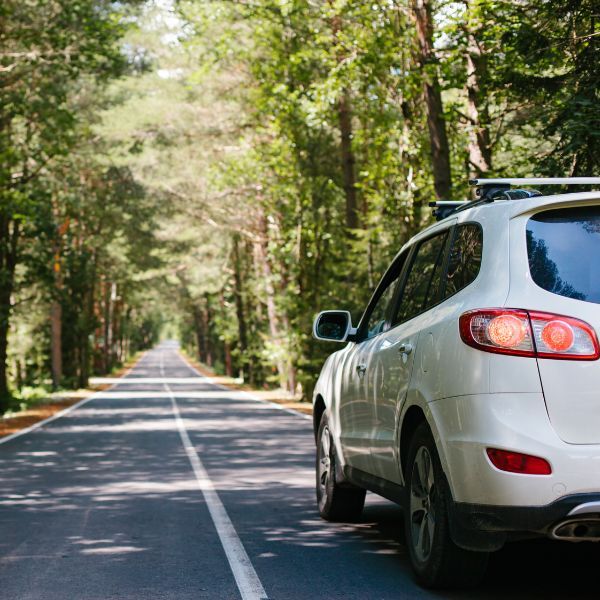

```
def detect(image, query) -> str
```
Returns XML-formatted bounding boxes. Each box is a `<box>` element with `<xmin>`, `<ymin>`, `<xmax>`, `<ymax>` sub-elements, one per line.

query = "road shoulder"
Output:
<box><xmin>0</xmin><ymin>355</ymin><xmax>140</xmax><ymax>440</ymax></box>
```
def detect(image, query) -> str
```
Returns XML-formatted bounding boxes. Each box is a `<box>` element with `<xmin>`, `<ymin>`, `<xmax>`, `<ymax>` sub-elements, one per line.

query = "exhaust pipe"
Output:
<box><xmin>551</xmin><ymin>518</ymin><xmax>600</xmax><ymax>542</ymax></box>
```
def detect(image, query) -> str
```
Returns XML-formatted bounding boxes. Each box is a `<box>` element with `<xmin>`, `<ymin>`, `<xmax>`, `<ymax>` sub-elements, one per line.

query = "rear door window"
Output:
<box><xmin>526</xmin><ymin>206</ymin><xmax>600</xmax><ymax>304</ymax></box>
<box><xmin>393</xmin><ymin>230</ymin><xmax>449</xmax><ymax>325</ymax></box>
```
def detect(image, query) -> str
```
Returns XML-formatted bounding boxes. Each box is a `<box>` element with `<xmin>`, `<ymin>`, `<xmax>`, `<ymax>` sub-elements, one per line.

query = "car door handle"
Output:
<box><xmin>356</xmin><ymin>364</ymin><xmax>367</xmax><ymax>377</ymax></box>
<box><xmin>398</xmin><ymin>343</ymin><xmax>413</xmax><ymax>355</ymax></box>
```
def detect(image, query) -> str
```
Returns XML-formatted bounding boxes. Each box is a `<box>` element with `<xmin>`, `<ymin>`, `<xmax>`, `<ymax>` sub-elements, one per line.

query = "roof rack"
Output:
<box><xmin>428</xmin><ymin>200</ymin><xmax>469</xmax><ymax>221</ymax></box>
<box><xmin>470</xmin><ymin>177</ymin><xmax>600</xmax><ymax>186</ymax></box>
<box><xmin>471</xmin><ymin>177</ymin><xmax>600</xmax><ymax>201</ymax></box>
<box><xmin>429</xmin><ymin>177</ymin><xmax>600</xmax><ymax>221</ymax></box>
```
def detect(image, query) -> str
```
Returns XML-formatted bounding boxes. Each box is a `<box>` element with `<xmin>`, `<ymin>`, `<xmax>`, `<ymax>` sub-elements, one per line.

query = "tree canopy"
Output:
<box><xmin>1</xmin><ymin>0</ymin><xmax>598</xmax><ymax>409</ymax></box>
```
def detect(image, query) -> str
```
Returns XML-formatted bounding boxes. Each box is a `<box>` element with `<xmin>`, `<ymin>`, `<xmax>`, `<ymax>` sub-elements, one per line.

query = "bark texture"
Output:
<box><xmin>413</xmin><ymin>0</ymin><xmax>452</xmax><ymax>199</ymax></box>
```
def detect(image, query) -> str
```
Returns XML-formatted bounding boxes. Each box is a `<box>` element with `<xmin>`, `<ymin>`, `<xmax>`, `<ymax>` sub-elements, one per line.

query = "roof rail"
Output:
<box><xmin>430</xmin><ymin>177</ymin><xmax>600</xmax><ymax>222</ymax></box>
<box><xmin>470</xmin><ymin>177</ymin><xmax>600</xmax><ymax>186</ymax></box>
<box><xmin>428</xmin><ymin>201</ymin><xmax>469</xmax><ymax>221</ymax></box>
<box><xmin>470</xmin><ymin>177</ymin><xmax>600</xmax><ymax>202</ymax></box>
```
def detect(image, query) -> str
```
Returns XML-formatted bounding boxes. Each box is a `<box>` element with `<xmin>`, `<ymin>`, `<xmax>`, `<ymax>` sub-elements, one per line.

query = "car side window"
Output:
<box><xmin>442</xmin><ymin>224</ymin><xmax>483</xmax><ymax>299</ymax></box>
<box><xmin>362</xmin><ymin>252</ymin><xmax>408</xmax><ymax>340</ymax></box>
<box><xmin>365</xmin><ymin>280</ymin><xmax>398</xmax><ymax>339</ymax></box>
<box><xmin>393</xmin><ymin>230</ymin><xmax>449</xmax><ymax>326</ymax></box>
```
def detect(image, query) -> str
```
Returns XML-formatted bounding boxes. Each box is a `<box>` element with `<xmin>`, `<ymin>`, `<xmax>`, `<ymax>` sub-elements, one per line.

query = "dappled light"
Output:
<box><xmin>1</xmin><ymin>347</ymin><xmax>599</xmax><ymax>598</ymax></box>
<box><xmin>1</xmin><ymin>0</ymin><xmax>599</xmax><ymax>597</ymax></box>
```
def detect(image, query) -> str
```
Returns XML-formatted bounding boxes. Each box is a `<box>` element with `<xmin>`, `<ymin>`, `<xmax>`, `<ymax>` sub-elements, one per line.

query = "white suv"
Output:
<box><xmin>312</xmin><ymin>178</ymin><xmax>600</xmax><ymax>588</ymax></box>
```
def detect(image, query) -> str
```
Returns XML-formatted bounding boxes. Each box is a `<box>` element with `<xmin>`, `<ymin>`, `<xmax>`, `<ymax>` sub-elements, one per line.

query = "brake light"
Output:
<box><xmin>529</xmin><ymin>311</ymin><xmax>598</xmax><ymax>359</ymax></box>
<box><xmin>540</xmin><ymin>320</ymin><xmax>573</xmax><ymax>352</ymax></box>
<box><xmin>459</xmin><ymin>309</ymin><xmax>599</xmax><ymax>360</ymax></box>
<box><xmin>486</xmin><ymin>448</ymin><xmax>552</xmax><ymax>475</ymax></box>
<box><xmin>487</xmin><ymin>314</ymin><xmax>527</xmax><ymax>348</ymax></box>
<box><xmin>459</xmin><ymin>309</ymin><xmax>534</xmax><ymax>357</ymax></box>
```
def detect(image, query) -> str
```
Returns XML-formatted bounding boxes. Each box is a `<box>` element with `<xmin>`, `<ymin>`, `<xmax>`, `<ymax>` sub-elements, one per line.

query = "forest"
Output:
<box><xmin>1</xmin><ymin>0</ymin><xmax>598</xmax><ymax>412</ymax></box>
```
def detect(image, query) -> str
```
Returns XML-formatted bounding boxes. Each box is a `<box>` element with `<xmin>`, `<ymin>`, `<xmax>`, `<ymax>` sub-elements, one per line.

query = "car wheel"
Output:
<box><xmin>405</xmin><ymin>422</ymin><xmax>488</xmax><ymax>589</ymax></box>
<box><xmin>316</xmin><ymin>413</ymin><xmax>366</xmax><ymax>521</ymax></box>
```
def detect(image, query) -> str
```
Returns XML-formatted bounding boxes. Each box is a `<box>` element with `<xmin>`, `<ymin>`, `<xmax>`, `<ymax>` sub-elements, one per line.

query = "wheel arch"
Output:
<box><xmin>313</xmin><ymin>394</ymin><xmax>326</xmax><ymax>442</ymax></box>
<box><xmin>398</xmin><ymin>400</ymin><xmax>455</xmax><ymax>501</ymax></box>
<box><xmin>399</xmin><ymin>404</ymin><xmax>428</xmax><ymax>479</ymax></box>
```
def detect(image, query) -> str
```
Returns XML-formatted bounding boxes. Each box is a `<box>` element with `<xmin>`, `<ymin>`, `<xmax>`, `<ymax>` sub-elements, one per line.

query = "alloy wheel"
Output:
<box><xmin>410</xmin><ymin>445</ymin><xmax>436</xmax><ymax>563</ymax></box>
<box><xmin>318</xmin><ymin>425</ymin><xmax>332</xmax><ymax>500</ymax></box>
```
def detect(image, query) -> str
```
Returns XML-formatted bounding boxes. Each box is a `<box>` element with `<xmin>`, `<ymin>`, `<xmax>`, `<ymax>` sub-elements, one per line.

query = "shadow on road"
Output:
<box><xmin>2</xmin><ymin>346</ymin><xmax>598</xmax><ymax>600</ymax></box>
<box><xmin>355</xmin><ymin>500</ymin><xmax>599</xmax><ymax>599</ymax></box>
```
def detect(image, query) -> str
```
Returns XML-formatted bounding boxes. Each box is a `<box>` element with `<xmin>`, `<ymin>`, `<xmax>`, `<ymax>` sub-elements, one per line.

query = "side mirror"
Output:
<box><xmin>313</xmin><ymin>310</ymin><xmax>356</xmax><ymax>343</ymax></box>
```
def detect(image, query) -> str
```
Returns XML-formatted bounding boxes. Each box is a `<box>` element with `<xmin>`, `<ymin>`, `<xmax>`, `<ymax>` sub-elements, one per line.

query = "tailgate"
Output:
<box><xmin>515</xmin><ymin>203</ymin><xmax>600</xmax><ymax>444</ymax></box>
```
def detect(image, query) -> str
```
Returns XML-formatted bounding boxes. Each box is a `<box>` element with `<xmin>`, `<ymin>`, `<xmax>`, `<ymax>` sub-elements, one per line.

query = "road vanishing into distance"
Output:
<box><xmin>1</xmin><ymin>343</ymin><xmax>598</xmax><ymax>599</ymax></box>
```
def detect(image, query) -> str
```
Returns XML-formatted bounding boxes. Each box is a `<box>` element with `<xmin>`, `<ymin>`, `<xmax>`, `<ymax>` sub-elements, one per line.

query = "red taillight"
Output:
<box><xmin>459</xmin><ymin>309</ymin><xmax>534</xmax><ymax>357</ymax></box>
<box><xmin>459</xmin><ymin>309</ymin><xmax>599</xmax><ymax>360</ymax></box>
<box><xmin>529</xmin><ymin>311</ymin><xmax>599</xmax><ymax>360</ymax></box>
<box><xmin>487</xmin><ymin>314</ymin><xmax>527</xmax><ymax>348</ymax></box>
<box><xmin>540</xmin><ymin>320</ymin><xmax>574</xmax><ymax>352</ymax></box>
<box><xmin>486</xmin><ymin>448</ymin><xmax>552</xmax><ymax>475</ymax></box>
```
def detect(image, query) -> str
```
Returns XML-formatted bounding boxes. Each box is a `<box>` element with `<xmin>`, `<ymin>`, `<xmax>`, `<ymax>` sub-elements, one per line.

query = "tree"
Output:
<box><xmin>0</xmin><ymin>0</ymin><xmax>138</xmax><ymax>406</ymax></box>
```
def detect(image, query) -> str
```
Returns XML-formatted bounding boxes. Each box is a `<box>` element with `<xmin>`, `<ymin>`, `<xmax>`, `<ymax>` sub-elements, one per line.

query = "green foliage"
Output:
<box><xmin>2</xmin><ymin>0</ymin><xmax>598</xmax><ymax>408</ymax></box>
<box><xmin>0</xmin><ymin>0</ymin><xmax>163</xmax><ymax>407</ymax></box>
<box><xmin>168</xmin><ymin>0</ymin><xmax>600</xmax><ymax>397</ymax></box>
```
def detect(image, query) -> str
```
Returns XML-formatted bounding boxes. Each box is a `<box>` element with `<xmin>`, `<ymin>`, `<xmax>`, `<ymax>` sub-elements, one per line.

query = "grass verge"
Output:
<box><xmin>0</xmin><ymin>356</ymin><xmax>140</xmax><ymax>440</ymax></box>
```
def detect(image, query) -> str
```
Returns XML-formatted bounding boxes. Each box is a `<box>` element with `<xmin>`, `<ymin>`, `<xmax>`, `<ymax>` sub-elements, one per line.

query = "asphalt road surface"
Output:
<box><xmin>1</xmin><ymin>343</ymin><xmax>599</xmax><ymax>599</ymax></box>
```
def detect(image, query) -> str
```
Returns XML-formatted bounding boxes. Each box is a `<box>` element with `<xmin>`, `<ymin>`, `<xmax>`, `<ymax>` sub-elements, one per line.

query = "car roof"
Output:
<box><xmin>396</xmin><ymin>189</ymin><xmax>600</xmax><ymax>257</ymax></box>
<box><xmin>506</xmin><ymin>190</ymin><xmax>600</xmax><ymax>218</ymax></box>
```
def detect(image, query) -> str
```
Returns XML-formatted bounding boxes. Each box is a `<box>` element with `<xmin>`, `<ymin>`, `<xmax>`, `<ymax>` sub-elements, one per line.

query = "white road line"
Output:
<box><xmin>0</xmin><ymin>354</ymin><xmax>145</xmax><ymax>446</ymax></box>
<box><xmin>177</xmin><ymin>351</ymin><xmax>312</xmax><ymax>422</ymax></box>
<box><xmin>160</xmin><ymin>350</ymin><xmax>268</xmax><ymax>600</ymax></box>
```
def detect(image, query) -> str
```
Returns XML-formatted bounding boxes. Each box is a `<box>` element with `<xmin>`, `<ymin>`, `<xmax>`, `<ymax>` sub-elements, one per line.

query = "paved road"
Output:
<box><xmin>1</xmin><ymin>343</ymin><xmax>598</xmax><ymax>599</ymax></box>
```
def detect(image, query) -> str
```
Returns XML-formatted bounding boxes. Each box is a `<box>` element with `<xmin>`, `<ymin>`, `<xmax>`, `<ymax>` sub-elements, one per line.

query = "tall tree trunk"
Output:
<box><xmin>202</xmin><ymin>294</ymin><xmax>213</xmax><ymax>367</ymax></box>
<box><xmin>0</xmin><ymin>215</ymin><xmax>19</xmax><ymax>409</ymax></box>
<box><xmin>223</xmin><ymin>340</ymin><xmax>233</xmax><ymax>377</ymax></box>
<box><xmin>412</xmin><ymin>0</ymin><xmax>452</xmax><ymax>199</ymax></box>
<box><xmin>50</xmin><ymin>214</ymin><xmax>68</xmax><ymax>389</ymax></box>
<box><xmin>466</xmin><ymin>25</ymin><xmax>492</xmax><ymax>177</ymax></box>
<box><xmin>256</xmin><ymin>213</ymin><xmax>287</xmax><ymax>389</ymax></box>
<box><xmin>0</xmin><ymin>311</ymin><xmax>10</xmax><ymax>405</ymax></box>
<box><xmin>192</xmin><ymin>304</ymin><xmax>206</xmax><ymax>363</ymax></box>
<box><xmin>232</xmin><ymin>234</ymin><xmax>249</xmax><ymax>380</ymax></box>
<box><xmin>329</xmin><ymin>7</ymin><xmax>360</xmax><ymax>230</ymax></box>
<box><xmin>78</xmin><ymin>255</ymin><xmax>96</xmax><ymax>389</ymax></box>
<box><xmin>50</xmin><ymin>301</ymin><xmax>62</xmax><ymax>389</ymax></box>
<box><xmin>218</xmin><ymin>291</ymin><xmax>233</xmax><ymax>377</ymax></box>
<box><xmin>103</xmin><ymin>281</ymin><xmax>117</xmax><ymax>372</ymax></box>
<box><xmin>338</xmin><ymin>92</ymin><xmax>360</xmax><ymax>230</ymax></box>
<box><xmin>0</xmin><ymin>283</ymin><xmax>12</xmax><ymax>406</ymax></box>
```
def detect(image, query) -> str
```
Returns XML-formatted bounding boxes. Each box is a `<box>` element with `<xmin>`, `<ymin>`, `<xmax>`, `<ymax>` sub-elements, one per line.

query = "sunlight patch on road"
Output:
<box><xmin>80</xmin><ymin>545</ymin><xmax>147</xmax><ymax>555</ymax></box>
<box><xmin>82</xmin><ymin>390</ymin><xmax>257</xmax><ymax>399</ymax></box>
<box><xmin>90</xmin><ymin>377</ymin><xmax>208</xmax><ymax>384</ymax></box>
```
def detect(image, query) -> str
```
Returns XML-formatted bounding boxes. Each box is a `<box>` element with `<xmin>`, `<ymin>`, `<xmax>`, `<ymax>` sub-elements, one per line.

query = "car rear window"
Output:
<box><xmin>526</xmin><ymin>206</ymin><xmax>600</xmax><ymax>304</ymax></box>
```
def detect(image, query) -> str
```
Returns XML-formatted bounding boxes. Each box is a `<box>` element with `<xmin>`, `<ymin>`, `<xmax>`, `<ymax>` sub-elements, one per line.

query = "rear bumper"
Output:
<box><xmin>429</xmin><ymin>393</ymin><xmax>600</xmax><ymax>506</ymax></box>
<box><xmin>448</xmin><ymin>493</ymin><xmax>600</xmax><ymax>551</ymax></box>
<box><xmin>428</xmin><ymin>392</ymin><xmax>600</xmax><ymax>550</ymax></box>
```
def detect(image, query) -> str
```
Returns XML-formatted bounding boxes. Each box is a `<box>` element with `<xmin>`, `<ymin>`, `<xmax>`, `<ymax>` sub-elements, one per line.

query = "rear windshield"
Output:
<box><xmin>526</xmin><ymin>206</ymin><xmax>600</xmax><ymax>304</ymax></box>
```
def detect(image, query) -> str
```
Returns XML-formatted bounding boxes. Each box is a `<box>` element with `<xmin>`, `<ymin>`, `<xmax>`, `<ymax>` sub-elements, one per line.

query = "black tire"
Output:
<box><xmin>316</xmin><ymin>413</ymin><xmax>366</xmax><ymax>521</ymax></box>
<box><xmin>405</xmin><ymin>422</ymin><xmax>488</xmax><ymax>589</ymax></box>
